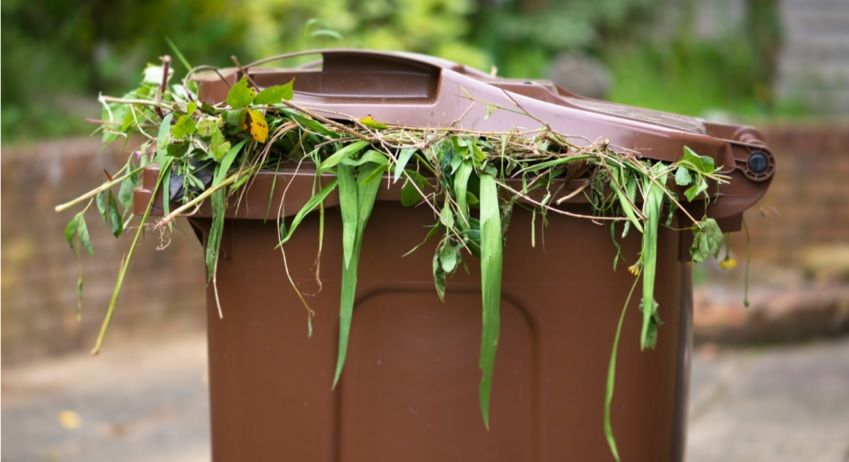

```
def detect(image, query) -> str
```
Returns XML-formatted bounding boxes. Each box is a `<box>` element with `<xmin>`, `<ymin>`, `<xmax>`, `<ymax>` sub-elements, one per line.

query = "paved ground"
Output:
<box><xmin>3</xmin><ymin>333</ymin><xmax>849</xmax><ymax>461</ymax></box>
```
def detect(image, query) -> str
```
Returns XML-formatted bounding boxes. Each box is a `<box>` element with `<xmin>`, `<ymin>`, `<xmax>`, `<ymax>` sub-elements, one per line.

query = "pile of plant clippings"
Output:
<box><xmin>57</xmin><ymin>54</ymin><xmax>732</xmax><ymax>460</ymax></box>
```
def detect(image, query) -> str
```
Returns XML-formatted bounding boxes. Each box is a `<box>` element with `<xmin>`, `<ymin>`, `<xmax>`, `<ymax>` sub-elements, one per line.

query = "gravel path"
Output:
<box><xmin>3</xmin><ymin>333</ymin><xmax>848</xmax><ymax>461</ymax></box>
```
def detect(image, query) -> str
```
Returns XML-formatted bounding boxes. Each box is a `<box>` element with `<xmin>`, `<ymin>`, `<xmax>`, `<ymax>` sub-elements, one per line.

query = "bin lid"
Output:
<box><xmin>192</xmin><ymin>49</ymin><xmax>774</xmax><ymax>229</ymax></box>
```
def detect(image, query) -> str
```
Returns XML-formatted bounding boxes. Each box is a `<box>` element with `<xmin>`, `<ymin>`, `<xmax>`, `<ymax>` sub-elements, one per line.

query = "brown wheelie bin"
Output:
<box><xmin>136</xmin><ymin>50</ymin><xmax>774</xmax><ymax>461</ymax></box>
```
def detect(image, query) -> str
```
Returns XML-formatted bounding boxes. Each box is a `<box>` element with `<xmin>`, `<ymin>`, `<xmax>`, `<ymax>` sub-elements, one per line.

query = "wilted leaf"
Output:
<box><xmin>359</xmin><ymin>115</ymin><xmax>387</xmax><ymax>129</ymax></box>
<box><xmin>243</xmin><ymin>109</ymin><xmax>268</xmax><ymax>143</ymax></box>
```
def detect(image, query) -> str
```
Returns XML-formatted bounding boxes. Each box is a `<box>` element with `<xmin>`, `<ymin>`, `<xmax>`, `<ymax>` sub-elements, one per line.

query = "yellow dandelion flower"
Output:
<box><xmin>719</xmin><ymin>258</ymin><xmax>737</xmax><ymax>270</ymax></box>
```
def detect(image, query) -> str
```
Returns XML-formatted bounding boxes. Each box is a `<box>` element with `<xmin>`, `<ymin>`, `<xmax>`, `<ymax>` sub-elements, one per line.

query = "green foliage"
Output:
<box><xmin>60</xmin><ymin>60</ymin><xmax>734</xmax><ymax>456</ymax></box>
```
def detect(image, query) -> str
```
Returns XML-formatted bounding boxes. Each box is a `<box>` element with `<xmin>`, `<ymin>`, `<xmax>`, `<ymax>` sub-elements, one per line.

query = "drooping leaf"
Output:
<box><xmin>337</xmin><ymin>164</ymin><xmax>358</xmax><ymax>269</ymax></box>
<box><xmin>478</xmin><ymin>173</ymin><xmax>503</xmax><ymax>429</ymax></box>
<box><xmin>204</xmin><ymin>140</ymin><xmax>247</xmax><ymax>279</ymax></box>
<box><xmin>393</xmin><ymin>148</ymin><xmax>417</xmax><ymax>183</ymax></box>
<box><xmin>690</xmin><ymin>218</ymin><xmax>723</xmax><ymax>263</ymax></box>
<box><xmin>333</xmin><ymin>162</ymin><xmax>386</xmax><ymax>388</ymax></box>
<box><xmin>225</xmin><ymin>76</ymin><xmax>256</xmax><ymax>109</ymax></box>
<box><xmin>106</xmin><ymin>191</ymin><xmax>123</xmax><ymax>237</ymax></box>
<box><xmin>95</xmin><ymin>191</ymin><xmax>108</xmax><ymax>223</ymax></box>
<box><xmin>64</xmin><ymin>214</ymin><xmax>80</xmax><ymax>248</ymax></box>
<box><xmin>255</xmin><ymin>80</ymin><xmax>294</xmax><ymax>105</ymax></box>
<box><xmin>638</xmin><ymin>163</ymin><xmax>667</xmax><ymax>350</ymax></box>
<box><xmin>439</xmin><ymin>199</ymin><xmax>455</xmax><ymax>228</ymax></box>
<box><xmin>118</xmin><ymin>175</ymin><xmax>137</xmax><ymax>211</ymax></box>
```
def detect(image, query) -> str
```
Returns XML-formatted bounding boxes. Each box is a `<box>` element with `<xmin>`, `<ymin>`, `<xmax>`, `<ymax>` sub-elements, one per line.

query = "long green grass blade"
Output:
<box><xmin>478</xmin><ymin>173</ymin><xmax>503</xmax><ymax>429</ymax></box>
<box><xmin>454</xmin><ymin>161</ymin><xmax>473</xmax><ymax>227</ymax></box>
<box><xmin>337</xmin><ymin>165</ymin><xmax>358</xmax><ymax>268</ymax></box>
<box><xmin>639</xmin><ymin>164</ymin><xmax>667</xmax><ymax>349</ymax></box>
<box><xmin>205</xmin><ymin>140</ymin><xmax>247</xmax><ymax>279</ymax></box>
<box><xmin>276</xmin><ymin>179</ymin><xmax>338</xmax><ymax>246</ymax></box>
<box><xmin>604</xmin><ymin>277</ymin><xmax>640</xmax><ymax>462</ymax></box>
<box><xmin>319</xmin><ymin>141</ymin><xmax>369</xmax><ymax>173</ymax></box>
<box><xmin>333</xmin><ymin>162</ymin><xmax>386</xmax><ymax>388</ymax></box>
<box><xmin>91</xmin><ymin>157</ymin><xmax>172</xmax><ymax>355</ymax></box>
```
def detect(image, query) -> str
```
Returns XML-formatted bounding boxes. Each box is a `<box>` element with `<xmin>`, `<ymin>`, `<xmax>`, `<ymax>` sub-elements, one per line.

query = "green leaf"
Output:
<box><xmin>225</xmin><ymin>76</ymin><xmax>256</xmax><ymax>109</ymax></box>
<box><xmin>196</xmin><ymin>117</ymin><xmax>221</xmax><ymax>137</ymax></box>
<box><xmin>118</xmin><ymin>175</ymin><xmax>137</xmax><ymax>211</ymax></box>
<box><xmin>254</xmin><ymin>80</ymin><xmax>294</xmax><ymax>105</ymax></box>
<box><xmin>319</xmin><ymin>141</ymin><xmax>369</xmax><ymax>173</ymax></box>
<box><xmin>684</xmin><ymin>179</ymin><xmax>708</xmax><ymax>202</ymax></box>
<box><xmin>674</xmin><ymin>166</ymin><xmax>692</xmax><ymax>186</ymax></box>
<box><xmin>95</xmin><ymin>191</ymin><xmax>108</xmax><ymax>222</ymax></box>
<box><xmin>682</xmin><ymin>146</ymin><xmax>716</xmax><ymax>174</ymax></box>
<box><xmin>439</xmin><ymin>199</ymin><xmax>455</xmax><ymax>228</ymax></box>
<box><xmin>107</xmin><ymin>191</ymin><xmax>123</xmax><ymax>237</ymax></box>
<box><xmin>439</xmin><ymin>242</ymin><xmax>460</xmax><ymax>273</ymax></box>
<box><xmin>171</xmin><ymin>114</ymin><xmax>196</xmax><ymax>139</ymax></box>
<box><xmin>690</xmin><ymin>218</ymin><xmax>723</xmax><ymax>263</ymax></box>
<box><xmin>155</xmin><ymin>113</ymin><xmax>173</xmax><ymax>165</ymax></box>
<box><xmin>610</xmin><ymin>166</ymin><xmax>643</xmax><ymax>235</ymax></box>
<box><xmin>393</xmin><ymin>148</ymin><xmax>417</xmax><ymax>183</ymax></box>
<box><xmin>223</xmin><ymin>109</ymin><xmax>245</xmax><ymax>127</ymax></box>
<box><xmin>288</xmin><ymin>111</ymin><xmax>339</xmax><ymax>137</ymax></box>
<box><xmin>210</xmin><ymin>130</ymin><xmax>232</xmax><ymax>162</ymax></box>
<box><xmin>77</xmin><ymin>213</ymin><xmax>94</xmax><ymax>255</ymax></box>
<box><xmin>340</xmin><ymin>149</ymin><xmax>389</xmax><ymax>168</ymax></box>
<box><xmin>432</xmin><ymin>253</ymin><xmax>447</xmax><ymax>302</ymax></box>
<box><xmin>64</xmin><ymin>214</ymin><xmax>80</xmax><ymax>248</ymax></box>
<box><xmin>478</xmin><ymin>173</ymin><xmax>502</xmax><ymax>430</ymax></box>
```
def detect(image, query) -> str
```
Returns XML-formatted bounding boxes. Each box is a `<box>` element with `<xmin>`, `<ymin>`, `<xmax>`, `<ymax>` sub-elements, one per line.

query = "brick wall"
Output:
<box><xmin>740</xmin><ymin>124</ymin><xmax>849</xmax><ymax>263</ymax></box>
<box><xmin>1</xmin><ymin>139</ymin><xmax>207</xmax><ymax>364</ymax></box>
<box><xmin>2</xmin><ymin>124</ymin><xmax>847</xmax><ymax>362</ymax></box>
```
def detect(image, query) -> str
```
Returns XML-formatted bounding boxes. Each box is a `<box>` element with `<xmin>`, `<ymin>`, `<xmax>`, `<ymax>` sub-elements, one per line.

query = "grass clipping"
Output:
<box><xmin>58</xmin><ymin>57</ymin><xmax>730</xmax><ymax>459</ymax></box>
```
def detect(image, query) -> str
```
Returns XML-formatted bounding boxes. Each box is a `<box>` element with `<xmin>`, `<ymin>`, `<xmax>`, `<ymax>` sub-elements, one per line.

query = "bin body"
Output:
<box><xmin>139</xmin><ymin>48</ymin><xmax>772</xmax><ymax>462</ymax></box>
<box><xmin>195</xmin><ymin>195</ymin><xmax>691</xmax><ymax>462</ymax></box>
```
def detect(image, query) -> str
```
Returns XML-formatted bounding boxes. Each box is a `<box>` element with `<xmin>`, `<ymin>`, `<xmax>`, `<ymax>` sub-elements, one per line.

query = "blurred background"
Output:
<box><xmin>2</xmin><ymin>0</ymin><xmax>848</xmax><ymax>461</ymax></box>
